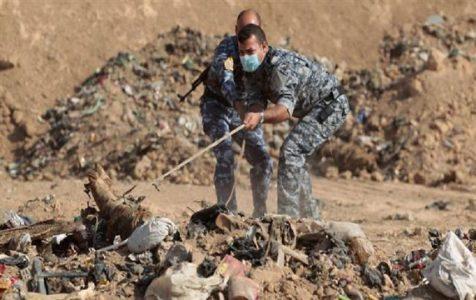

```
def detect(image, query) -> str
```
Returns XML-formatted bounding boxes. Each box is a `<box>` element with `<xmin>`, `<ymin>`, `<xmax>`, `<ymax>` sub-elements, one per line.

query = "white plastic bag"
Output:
<box><xmin>326</xmin><ymin>221</ymin><xmax>366</xmax><ymax>241</ymax></box>
<box><xmin>145</xmin><ymin>262</ymin><xmax>222</xmax><ymax>300</ymax></box>
<box><xmin>127</xmin><ymin>217</ymin><xmax>177</xmax><ymax>253</ymax></box>
<box><xmin>423</xmin><ymin>231</ymin><xmax>476</xmax><ymax>300</ymax></box>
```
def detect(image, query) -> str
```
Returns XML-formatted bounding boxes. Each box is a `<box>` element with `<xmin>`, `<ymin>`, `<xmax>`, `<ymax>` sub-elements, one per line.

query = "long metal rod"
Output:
<box><xmin>153</xmin><ymin>124</ymin><xmax>245</xmax><ymax>189</ymax></box>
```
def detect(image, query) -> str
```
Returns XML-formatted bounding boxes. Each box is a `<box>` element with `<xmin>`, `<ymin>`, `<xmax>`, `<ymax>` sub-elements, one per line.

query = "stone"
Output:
<box><xmin>325</xmin><ymin>166</ymin><xmax>340</xmax><ymax>179</ymax></box>
<box><xmin>350</xmin><ymin>237</ymin><xmax>375</xmax><ymax>265</ymax></box>
<box><xmin>134</xmin><ymin>156</ymin><xmax>152</xmax><ymax>179</ymax></box>
<box><xmin>427</xmin><ymin>49</ymin><xmax>446</xmax><ymax>71</ymax></box>
<box><xmin>405</xmin><ymin>79</ymin><xmax>424</xmax><ymax>97</ymax></box>
<box><xmin>340</xmin><ymin>170</ymin><xmax>353</xmax><ymax>180</ymax></box>
<box><xmin>371</xmin><ymin>171</ymin><xmax>384</xmax><ymax>182</ymax></box>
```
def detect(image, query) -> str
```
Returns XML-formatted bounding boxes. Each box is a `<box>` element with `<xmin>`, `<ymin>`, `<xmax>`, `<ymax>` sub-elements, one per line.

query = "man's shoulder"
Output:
<box><xmin>216</xmin><ymin>35</ymin><xmax>238</xmax><ymax>50</ymax></box>
<box><xmin>268</xmin><ymin>47</ymin><xmax>312</xmax><ymax>68</ymax></box>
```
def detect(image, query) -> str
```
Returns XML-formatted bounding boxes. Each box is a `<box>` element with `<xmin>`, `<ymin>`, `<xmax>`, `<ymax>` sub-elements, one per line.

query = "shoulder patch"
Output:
<box><xmin>224</xmin><ymin>56</ymin><xmax>234</xmax><ymax>71</ymax></box>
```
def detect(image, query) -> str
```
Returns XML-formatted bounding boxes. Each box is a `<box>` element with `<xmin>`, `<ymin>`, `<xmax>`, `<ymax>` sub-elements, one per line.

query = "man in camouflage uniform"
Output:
<box><xmin>200</xmin><ymin>10</ymin><xmax>272</xmax><ymax>217</ymax></box>
<box><xmin>238</xmin><ymin>24</ymin><xmax>350</xmax><ymax>219</ymax></box>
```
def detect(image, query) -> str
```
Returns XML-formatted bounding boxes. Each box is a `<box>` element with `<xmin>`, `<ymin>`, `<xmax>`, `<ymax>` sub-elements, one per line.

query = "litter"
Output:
<box><xmin>423</xmin><ymin>232</ymin><xmax>476</xmax><ymax>300</ymax></box>
<box><xmin>144</xmin><ymin>262</ymin><xmax>222</xmax><ymax>300</ymax></box>
<box><xmin>127</xmin><ymin>217</ymin><xmax>177</xmax><ymax>253</ymax></box>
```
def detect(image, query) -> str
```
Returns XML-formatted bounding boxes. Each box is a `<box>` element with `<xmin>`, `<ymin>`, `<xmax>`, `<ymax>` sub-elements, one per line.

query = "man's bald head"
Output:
<box><xmin>236</xmin><ymin>9</ymin><xmax>261</xmax><ymax>34</ymax></box>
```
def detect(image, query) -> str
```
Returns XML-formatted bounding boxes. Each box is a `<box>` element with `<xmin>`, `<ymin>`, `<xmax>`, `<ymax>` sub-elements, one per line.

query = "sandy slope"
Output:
<box><xmin>1</xmin><ymin>0</ymin><xmax>475</xmax><ymax>153</ymax></box>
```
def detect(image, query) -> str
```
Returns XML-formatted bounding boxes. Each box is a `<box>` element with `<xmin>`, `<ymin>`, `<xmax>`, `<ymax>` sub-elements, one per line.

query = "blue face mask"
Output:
<box><xmin>240</xmin><ymin>54</ymin><xmax>262</xmax><ymax>73</ymax></box>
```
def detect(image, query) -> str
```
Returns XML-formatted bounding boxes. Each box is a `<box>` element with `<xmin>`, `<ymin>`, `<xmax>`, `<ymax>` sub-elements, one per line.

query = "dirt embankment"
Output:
<box><xmin>1</xmin><ymin>0</ymin><xmax>475</xmax><ymax>161</ymax></box>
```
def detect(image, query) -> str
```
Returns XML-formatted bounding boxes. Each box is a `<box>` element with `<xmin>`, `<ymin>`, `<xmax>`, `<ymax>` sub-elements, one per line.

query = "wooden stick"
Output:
<box><xmin>281</xmin><ymin>245</ymin><xmax>309</xmax><ymax>265</ymax></box>
<box><xmin>153</xmin><ymin>124</ymin><xmax>245</xmax><ymax>190</ymax></box>
<box><xmin>96</xmin><ymin>239</ymin><xmax>128</xmax><ymax>252</ymax></box>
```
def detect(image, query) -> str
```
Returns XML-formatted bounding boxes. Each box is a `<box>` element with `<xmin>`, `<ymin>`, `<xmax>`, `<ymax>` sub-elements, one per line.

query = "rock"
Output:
<box><xmin>325</xmin><ymin>166</ymin><xmax>339</xmax><ymax>179</ymax></box>
<box><xmin>340</xmin><ymin>170</ymin><xmax>353</xmax><ymax>180</ymax></box>
<box><xmin>344</xmin><ymin>285</ymin><xmax>364</xmax><ymax>300</ymax></box>
<box><xmin>439</xmin><ymin>169</ymin><xmax>465</xmax><ymax>184</ymax></box>
<box><xmin>385</xmin><ymin>212</ymin><xmax>414</xmax><ymax>221</ymax></box>
<box><xmin>164</xmin><ymin>243</ymin><xmax>192</xmax><ymax>268</ymax></box>
<box><xmin>327</xmin><ymin>221</ymin><xmax>366</xmax><ymax>241</ymax></box>
<box><xmin>0</xmin><ymin>59</ymin><xmax>14</xmax><ymax>71</ymax></box>
<box><xmin>425</xmin><ymin>15</ymin><xmax>445</xmax><ymax>26</ymax></box>
<box><xmin>405</xmin><ymin>79</ymin><xmax>424</xmax><ymax>97</ymax></box>
<box><xmin>228</xmin><ymin>276</ymin><xmax>260</xmax><ymax>300</ymax></box>
<box><xmin>413</xmin><ymin>172</ymin><xmax>427</xmax><ymax>185</ymax></box>
<box><xmin>350</xmin><ymin>237</ymin><xmax>375</xmax><ymax>265</ymax></box>
<box><xmin>427</xmin><ymin>49</ymin><xmax>446</xmax><ymax>71</ymax></box>
<box><xmin>430</xmin><ymin>120</ymin><xmax>451</xmax><ymax>135</ymax></box>
<box><xmin>466</xmin><ymin>199</ymin><xmax>476</xmax><ymax>212</ymax></box>
<box><xmin>358</xmin><ymin>169</ymin><xmax>371</xmax><ymax>180</ymax></box>
<box><xmin>370</xmin><ymin>171</ymin><xmax>384</xmax><ymax>182</ymax></box>
<box><xmin>134</xmin><ymin>155</ymin><xmax>152</xmax><ymax>179</ymax></box>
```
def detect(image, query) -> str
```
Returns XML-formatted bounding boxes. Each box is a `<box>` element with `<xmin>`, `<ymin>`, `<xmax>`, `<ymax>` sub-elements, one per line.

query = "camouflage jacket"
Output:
<box><xmin>242</xmin><ymin>47</ymin><xmax>340</xmax><ymax>118</ymax></box>
<box><xmin>204</xmin><ymin>35</ymin><xmax>244</xmax><ymax>106</ymax></box>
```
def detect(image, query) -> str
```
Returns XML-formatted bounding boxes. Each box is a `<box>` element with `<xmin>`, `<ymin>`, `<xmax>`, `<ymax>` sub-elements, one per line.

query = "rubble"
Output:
<box><xmin>0</xmin><ymin>174</ymin><xmax>475</xmax><ymax>299</ymax></box>
<box><xmin>423</xmin><ymin>232</ymin><xmax>476</xmax><ymax>299</ymax></box>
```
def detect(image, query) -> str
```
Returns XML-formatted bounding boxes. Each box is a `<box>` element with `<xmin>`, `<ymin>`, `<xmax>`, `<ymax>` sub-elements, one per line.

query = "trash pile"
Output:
<box><xmin>315</xmin><ymin>15</ymin><xmax>476</xmax><ymax>186</ymax></box>
<box><xmin>1</xmin><ymin>165</ymin><xmax>475</xmax><ymax>299</ymax></box>
<box><xmin>5</xmin><ymin>15</ymin><xmax>476</xmax><ymax>187</ymax></box>
<box><xmin>7</xmin><ymin>27</ymin><xmax>220</xmax><ymax>185</ymax></box>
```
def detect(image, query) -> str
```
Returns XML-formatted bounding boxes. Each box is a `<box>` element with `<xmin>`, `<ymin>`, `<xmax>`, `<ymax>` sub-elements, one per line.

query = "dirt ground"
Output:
<box><xmin>1</xmin><ymin>174</ymin><xmax>474</xmax><ymax>259</ymax></box>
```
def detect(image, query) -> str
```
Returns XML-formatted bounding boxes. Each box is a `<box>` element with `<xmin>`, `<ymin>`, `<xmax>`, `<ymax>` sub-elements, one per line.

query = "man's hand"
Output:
<box><xmin>243</xmin><ymin>112</ymin><xmax>262</xmax><ymax>130</ymax></box>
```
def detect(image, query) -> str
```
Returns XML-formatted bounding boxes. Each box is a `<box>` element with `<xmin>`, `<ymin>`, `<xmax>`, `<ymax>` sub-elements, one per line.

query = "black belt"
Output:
<box><xmin>317</xmin><ymin>86</ymin><xmax>345</xmax><ymax>123</ymax></box>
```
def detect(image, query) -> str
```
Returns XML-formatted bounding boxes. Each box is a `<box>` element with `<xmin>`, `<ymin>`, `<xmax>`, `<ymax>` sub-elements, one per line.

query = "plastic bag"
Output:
<box><xmin>423</xmin><ymin>231</ymin><xmax>476</xmax><ymax>299</ymax></box>
<box><xmin>145</xmin><ymin>262</ymin><xmax>222</xmax><ymax>300</ymax></box>
<box><xmin>127</xmin><ymin>217</ymin><xmax>176</xmax><ymax>253</ymax></box>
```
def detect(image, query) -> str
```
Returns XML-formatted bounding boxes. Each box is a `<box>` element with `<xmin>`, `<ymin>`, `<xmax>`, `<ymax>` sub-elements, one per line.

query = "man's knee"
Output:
<box><xmin>279</xmin><ymin>138</ymin><xmax>303</xmax><ymax>168</ymax></box>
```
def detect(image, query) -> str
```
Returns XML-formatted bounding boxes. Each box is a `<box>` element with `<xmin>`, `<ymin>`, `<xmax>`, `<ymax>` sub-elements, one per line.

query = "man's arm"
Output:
<box><xmin>243</xmin><ymin>103</ymin><xmax>290</xmax><ymax>130</ymax></box>
<box><xmin>209</xmin><ymin>37</ymin><xmax>239</xmax><ymax>106</ymax></box>
<box><xmin>244</xmin><ymin>61</ymin><xmax>297</xmax><ymax>130</ymax></box>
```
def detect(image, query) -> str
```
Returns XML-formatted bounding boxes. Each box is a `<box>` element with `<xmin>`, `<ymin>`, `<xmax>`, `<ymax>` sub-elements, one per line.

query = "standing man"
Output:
<box><xmin>238</xmin><ymin>24</ymin><xmax>350</xmax><ymax>219</ymax></box>
<box><xmin>201</xmin><ymin>10</ymin><xmax>272</xmax><ymax>217</ymax></box>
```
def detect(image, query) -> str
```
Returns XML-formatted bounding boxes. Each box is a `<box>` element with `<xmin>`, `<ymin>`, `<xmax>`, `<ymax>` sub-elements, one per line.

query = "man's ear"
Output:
<box><xmin>263</xmin><ymin>41</ymin><xmax>269</xmax><ymax>52</ymax></box>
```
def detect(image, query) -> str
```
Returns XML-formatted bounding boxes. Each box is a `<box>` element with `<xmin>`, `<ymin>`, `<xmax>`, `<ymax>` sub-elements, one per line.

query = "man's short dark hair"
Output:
<box><xmin>238</xmin><ymin>24</ymin><xmax>267</xmax><ymax>44</ymax></box>
<box><xmin>237</xmin><ymin>9</ymin><xmax>262</xmax><ymax>26</ymax></box>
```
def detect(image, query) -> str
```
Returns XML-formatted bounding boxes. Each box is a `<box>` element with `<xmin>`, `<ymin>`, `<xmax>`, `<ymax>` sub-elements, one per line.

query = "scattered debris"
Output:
<box><xmin>423</xmin><ymin>232</ymin><xmax>476</xmax><ymax>299</ymax></box>
<box><xmin>144</xmin><ymin>262</ymin><xmax>222</xmax><ymax>300</ymax></box>
<box><xmin>426</xmin><ymin>200</ymin><xmax>451</xmax><ymax>211</ymax></box>
<box><xmin>127</xmin><ymin>217</ymin><xmax>177</xmax><ymax>254</ymax></box>
<box><xmin>0</xmin><ymin>59</ymin><xmax>14</xmax><ymax>71</ymax></box>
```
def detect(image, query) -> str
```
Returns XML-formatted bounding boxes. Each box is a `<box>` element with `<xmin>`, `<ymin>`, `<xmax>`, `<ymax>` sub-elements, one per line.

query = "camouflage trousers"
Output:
<box><xmin>200</xmin><ymin>98</ymin><xmax>273</xmax><ymax>216</ymax></box>
<box><xmin>277</xmin><ymin>94</ymin><xmax>350</xmax><ymax>219</ymax></box>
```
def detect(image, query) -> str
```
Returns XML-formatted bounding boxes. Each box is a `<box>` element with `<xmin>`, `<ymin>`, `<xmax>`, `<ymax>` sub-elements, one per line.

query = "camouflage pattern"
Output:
<box><xmin>243</xmin><ymin>47</ymin><xmax>341</xmax><ymax>118</ymax></box>
<box><xmin>205</xmin><ymin>35</ymin><xmax>243</xmax><ymax>106</ymax></box>
<box><xmin>277</xmin><ymin>95</ymin><xmax>350</xmax><ymax>218</ymax></box>
<box><xmin>201</xmin><ymin>36</ymin><xmax>272</xmax><ymax>216</ymax></box>
<box><xmin>200</xmin><ymin>98</ymin><xmax>272</xmax><ymax>215</ymax></box>
<box><xmin>242</xmin><ymin>47</ymin><xmax>350</xmax><ymax>218</ymax></box>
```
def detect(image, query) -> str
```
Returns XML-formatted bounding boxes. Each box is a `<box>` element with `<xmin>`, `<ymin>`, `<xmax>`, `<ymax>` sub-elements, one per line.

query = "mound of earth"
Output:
<box><xmin>315</xmin><ymin>14</ymin><xmax>476</xmax><ymax>187</ymax></box>
<box><xmin>4</xmin><ymin>15</ymin><xmax>476</xmax><ymax>188</ymax></box>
